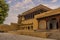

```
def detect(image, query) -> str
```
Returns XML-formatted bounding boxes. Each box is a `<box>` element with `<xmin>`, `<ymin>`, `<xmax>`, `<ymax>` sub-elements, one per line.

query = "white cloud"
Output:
<box><xmin>4</xmin><ymin>13</ymin><xmax>18</xmax><ymax>25</ymax></box>
<box><xmin>42</xmin><ymin>4</ymin><xmax>59</xmax><ymax>9</ymax></box>
<box><xmin>23</xmin><ymin>0</ymin><xmax>32</xmax><ymax>4</ymax></box>
<box><xmin>4</xmin><ymin>0</ymin><xmax>35</xmax><ymax>24</ymax></box>
<box><xmin>13</xmin><ymin>2</ymin><xmax>23</xmax><ymax>9</ymax></box>
<box><xmin>15</xmin><ymin>0</ymin><xmax>17</xmax><ymax>1</ymax></box>
<box><xmin>10</xmin><ymin>0</ymin><xmax>35</xmax><ymax>11</ymax></box>
<box><xmin>7</xmin><ymin>0</ymin><xmax>12</xmax><ymax>4</ymax></box>
<box><xmin>51</xmin><ymin>0</ymin><xmax>58</xmax><ymax>2</ymax></box>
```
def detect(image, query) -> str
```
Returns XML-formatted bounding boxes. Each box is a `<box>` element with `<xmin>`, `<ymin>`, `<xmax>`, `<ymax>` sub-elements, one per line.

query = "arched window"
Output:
<box><xmin>28</xmin><ymin>26</ymin><xmax>30</xmax><ymax>30</ymax></box>
<box><xmin>31</xmin><ymin>26</ymin><xmax>33</xmax><ymax>30</ymax></box>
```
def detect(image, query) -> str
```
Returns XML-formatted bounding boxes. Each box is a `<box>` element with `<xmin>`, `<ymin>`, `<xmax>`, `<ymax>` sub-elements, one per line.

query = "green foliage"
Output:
<box><xmin>0</xmin><ymin>0</ymin><xmax>9</xmax><ymax>24</ymax></box>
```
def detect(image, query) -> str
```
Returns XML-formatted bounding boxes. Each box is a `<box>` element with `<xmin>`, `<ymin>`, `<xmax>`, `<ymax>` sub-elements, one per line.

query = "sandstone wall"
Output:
<box><xmin>8</xmin><ymin>30</ymin><xmax>48</xmax><ymax>38</ymax></box>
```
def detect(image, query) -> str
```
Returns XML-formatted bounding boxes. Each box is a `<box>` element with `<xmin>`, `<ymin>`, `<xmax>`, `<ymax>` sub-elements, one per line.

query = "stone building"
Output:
<box><xmin>18</xmin><ymin>4</ymin><xmax>60</xmax><ymax>31</ymax></box>
<box><xmin>0</xmin><ymin>24</ymin><xmax>10</xmax><ymax>32</ymax></box>
<box><xmin>0</xmin><ymin>4</ymin><xmax>60</xmax><ymax>38</ymax></box>
<box><xmin>0</xmin><ymin>23</ymin><xmax>19</xmax><ymax>32</ymax></box>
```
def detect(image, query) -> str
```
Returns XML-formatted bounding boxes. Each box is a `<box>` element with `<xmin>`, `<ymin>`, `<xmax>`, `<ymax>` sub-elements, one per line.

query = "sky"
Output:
<box><xmin>4</xmin><ymin>0</ymin><xmax>60</xmax><ymax>25</ymax></box>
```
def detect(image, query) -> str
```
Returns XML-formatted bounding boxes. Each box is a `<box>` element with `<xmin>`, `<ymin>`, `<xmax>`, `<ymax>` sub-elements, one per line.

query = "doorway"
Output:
<box><xmin>50</xmin><ymin>23</ymin><xmax>53</xmax><ymax>29</ymax></box>
<box><xmin>47</xmin><ymin>18</ymin><xmax>58</xmax><ymax>30</ymax></box>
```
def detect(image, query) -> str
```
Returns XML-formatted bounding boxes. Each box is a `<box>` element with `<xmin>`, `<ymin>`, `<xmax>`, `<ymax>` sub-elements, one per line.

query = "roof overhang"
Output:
<box><xmin>22</xmin><ymin>4</ymin><xmax>52</xmax><ymax>15</ymax></box>
<box><xmin>35</xmin><ymin>8</ymin><xmax>60</xmax><ymax>19</ymax></box>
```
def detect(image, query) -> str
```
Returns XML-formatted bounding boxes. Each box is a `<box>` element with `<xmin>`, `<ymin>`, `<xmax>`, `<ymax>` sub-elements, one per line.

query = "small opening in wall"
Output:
<box><xmin>28</xmin><ymin>26</ymin><xmax>30</xmax><ymax>30</ymax></box>
<box><xmin>31</xmin><ymin>26</ymin><xmax>33</xmax><ymax>30</ymax></box>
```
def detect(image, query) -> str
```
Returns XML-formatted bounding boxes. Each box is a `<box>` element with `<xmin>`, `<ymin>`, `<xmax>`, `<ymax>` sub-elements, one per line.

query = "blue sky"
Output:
<box><xmin>4</xmin><ymin>0</ymin><xmax>60</xmax><ymax>25</ymax></box>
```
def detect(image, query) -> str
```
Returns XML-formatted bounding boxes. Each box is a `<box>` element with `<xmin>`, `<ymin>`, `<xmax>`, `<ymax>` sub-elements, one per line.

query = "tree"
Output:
<box><xmin>0</xmin><ymin>0</ymin><xmax>9</xmax><ymax>24</ymax></box>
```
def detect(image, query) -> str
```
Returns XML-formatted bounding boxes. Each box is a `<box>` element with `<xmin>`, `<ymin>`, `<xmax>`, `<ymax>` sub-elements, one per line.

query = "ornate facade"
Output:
<box><xmin>18</xmin><ymin>4</ymin><xmax>60</xmax><ymax>31</ymax></box>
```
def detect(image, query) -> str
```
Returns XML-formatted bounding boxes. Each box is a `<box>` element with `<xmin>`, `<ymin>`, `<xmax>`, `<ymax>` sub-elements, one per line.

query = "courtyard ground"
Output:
<box><xmin>0</xmin><ymin>33</ymin><xmax>56</xmax><ymax>40</ymax></box>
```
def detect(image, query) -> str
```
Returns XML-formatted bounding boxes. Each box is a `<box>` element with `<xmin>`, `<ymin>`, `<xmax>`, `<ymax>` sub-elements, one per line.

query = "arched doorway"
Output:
<box><xmin>47</xmin><ymin>18</ymin><xmax>58</xmax><ymax>30</ymax></box>
<box><xmin>49</xmin><ymin>23</ymin><xmax>53</xmax><ymax>29</ymax></box>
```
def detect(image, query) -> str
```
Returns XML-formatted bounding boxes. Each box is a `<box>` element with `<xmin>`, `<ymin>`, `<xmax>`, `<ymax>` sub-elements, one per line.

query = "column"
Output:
<box><xmin>47</xmin><ymin>21</ymin><xmax>50</xmax><ymax>30</ymax></box>
<box><xmin>56</xmin><ymin>17</ymin><xmax>60</xmax><ymax>29</ymax></box>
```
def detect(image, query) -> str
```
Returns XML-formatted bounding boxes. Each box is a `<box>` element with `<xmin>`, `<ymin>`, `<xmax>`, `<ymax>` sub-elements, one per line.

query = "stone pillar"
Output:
<box><xmin>52</xmin><ymin>21</ymin><xmax>57</xmax><ymax>29</ymax></box>
<box><xmin>33</xmin><ymin>19</ymin><xmax>38</xmax><ymax>30</ymax></box>
<box><xmin>46</xmin><ymin>18</ymin><xmax>50</xmax><ymax>30</ymax></box>
<box><xmin>47</xmin><ymin>21</ymin><xmax>50</xmax><ymax>30</ymax></box>
<box><xmin>18</xmin><ymin>15</ymin><xmax>22</xmax><ymax>24</ymax></box>
<box><xmin>56</xmin><ymin>17</ymin><xmax>60</xmax><ymax>29</ymax></box>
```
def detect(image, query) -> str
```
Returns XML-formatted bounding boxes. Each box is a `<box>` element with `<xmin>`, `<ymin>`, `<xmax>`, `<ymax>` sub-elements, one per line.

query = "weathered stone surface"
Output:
<box><xmin>0</xmin><ymin>33</ymin><xmax>55</xmax><ymax>40</ymax></box>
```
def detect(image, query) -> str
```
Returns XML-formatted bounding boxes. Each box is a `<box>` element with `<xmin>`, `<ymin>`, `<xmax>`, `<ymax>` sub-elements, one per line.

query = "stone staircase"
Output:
<box><xmin>48</xmin><ymin>30</ymin><xmax>60</xmax><ymax>40</ymax></box>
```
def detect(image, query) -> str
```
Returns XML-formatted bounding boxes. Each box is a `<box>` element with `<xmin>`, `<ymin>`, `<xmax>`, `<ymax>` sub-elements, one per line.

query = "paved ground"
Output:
<box><xmin>0</xmin><ymin>33</ymin><xmax>56</xmax><ymax>40</ymax></box>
